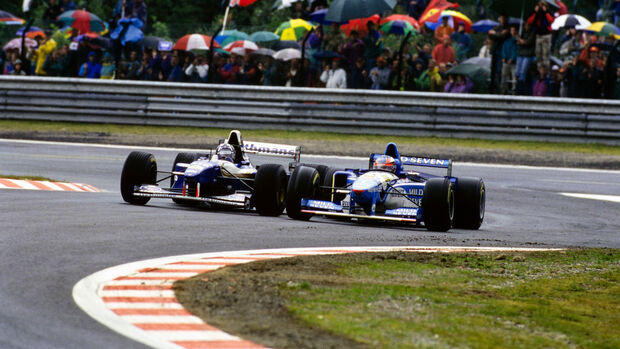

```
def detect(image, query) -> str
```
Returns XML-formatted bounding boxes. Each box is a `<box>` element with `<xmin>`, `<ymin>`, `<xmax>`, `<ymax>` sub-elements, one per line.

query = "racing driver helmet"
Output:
<box><xmin>216</xmin><ymin>143</ymin><xmax>236</xmax><ymax>162</ymax></box>
<box><xmin>373</xmin><ymin>155</ymin><xmax>396</xmax><ymax>173</ymax></box>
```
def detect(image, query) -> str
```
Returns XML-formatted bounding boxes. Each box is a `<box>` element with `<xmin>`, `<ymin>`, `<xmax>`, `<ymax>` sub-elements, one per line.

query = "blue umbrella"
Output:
<box><xmin>472</xmin><ymin>19</ymin><xmax>498</xmax><ymax>33</ymax></box>
<box><xmin>16</xmin><ymin>26</ymin><xmax>43</xmax><ymax>36</ymax></box>
<box><xmin>308</xmin><ymin>9</ymin><xmax>345</xmax><ymax>25</ymax></box>
<box><xmin>110</xmin><ymin>18</ymin><xmax>144</xmax><ymax>46</ymax></box>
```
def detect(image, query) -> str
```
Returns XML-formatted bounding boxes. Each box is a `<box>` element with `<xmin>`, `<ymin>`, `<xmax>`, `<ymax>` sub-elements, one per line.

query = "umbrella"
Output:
<box><xmin>0</xmin><ymin>10</ymin><xmax>25</xmax><ymax>25</ymax></box>
<box><xmin>489</xmin><ymin>0</ymin><xmax>559</xmax><ymax>18</ymax></box>
<box><xmin>584</xmin><ymin>22</ymin><xmax>620</xmax><ymax>38</ymax></box>
<box><xmin>110</xmin><ymin>18</ymin><xmax>144</xmax><ymax>46</ymax></box>
<box><xmin>340</xmin><ymin>15</ymin><xmax>380</xmax><ymax>37</ymax></box>
<box><xmin>230</xmin><ymin>0</ymin><xmax>260</xmax><ymax>6</ymax></box>
<box><xmin>224</xmin><ymin>40</ymin><xmax>259</xmax><ymax>55</ymax></box>
<box><xmin>461</xmin><ymin>56</ymin><xmax>491</xmax><ymax>68</ymax></box>
<box><xmin>3</xmin><ymin>38</ymin><xmax>37</xmax><ymax>53</ymax></box>
<box><xmin>273</xmin><ymin>48</ymin><xmax>301</xmax><ymax>60</ymax></box>
<box><xmin>275</xmin><ymin>19</ymin><xmax>315</xmax><ymax>41</ymax></box>
<box><xmin>509</xmin><ymin>17</ymin><xmax>523</xmax><ymax>25</ymax></box>
<box><xmin>447</xmin><ymin>63</ymin><xmax>490</xmax><ymax>92</ymax></box>
<box><xmin>215</xmin><ymin>29</ymin><xmax>249</xmax><ymax>46</ymax></box>
<box><xmin>272</xmin><ymin>40</ymin><xmax>301</xmax><ymax>50</ymax></box>
<box><xmin>16</xmin><ymin>26</ymin><xmax>43</xmax><ymax>37</ymax></box>
<box><xmin>309</xmin><ymin>9</ymin><xmax>331</xmax><ymax>25</ymax></box>
<box><xmin>425</xmin><ymin>10</ymin><xmax>473</xmax><ymax>33</ymax></box>
<box><xmin>325</xmin><ymin>0</ymin><xmax>396</xmax><ymax>23</ymax></box>
<box><xmin>551</xmin><ymin>14</ymin><xmax>591</xmax><ymax>30</ymax></box>
<box><xmin>79</xmin><ymin>33</ymin><xmax>112</xmax><ymax>50</ymax></box>
<box><xmin>58</xmin><ymin>10</ymin><xmax>106</xmax><ymax>34</ymax></box>
<box><xmin>251</xmin><ymin>48</ymin><xmax>276</xmax><ymax>56</ymax></box>
<box><xmin>173</xmin><ymin>34</ymin><xmax>221</xmax><ymax>51</ymax></box>
<box><xmin>248</xmin><ymin>31</ymin><xmax>279</xmax><ymax>45</ymax></box>
<box><xmin>313</xmin><ymin>50</ymin><xmax>341</xmax><ymax>59</ymax></box>
<box><xmin>472</xmin><ymin>19</ymin><xmax>498</xmax><ymax>33</ymax></box>
<box><xmin>380</xmin><ymin>20</ymin><xmax>417</xmax><ymax>36</ymax></box>
<box><xmin>381</xmin><ymin>14</ymin><xmax>419</xmax><ymax>29</ymax></box>
<box><xmin>139</xmin><ymin>36</ymin><xmax>167</xmax><ymax>49</ymax></box>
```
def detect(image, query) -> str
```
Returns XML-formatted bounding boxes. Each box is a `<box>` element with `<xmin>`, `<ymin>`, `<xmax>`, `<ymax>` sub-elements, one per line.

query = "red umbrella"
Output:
<box><xmin>381</xmin><ymin>14</ymin><xmax>420</xmax><ymax>29</ymax></box>
<box><xmin>229</xmin><ymin>0</ymin><xmax>260</xmax><ymax>6</ymax></box>
<box><xmin>224</xmin><ymin>40</ymin><xmax>259</xmax><ymax>55</ymax></box>
<box><xmin>340</xmin><ymin>15</ymin><xmax>380</xmax><ymax>37</ymax></box>
<box><xmin>173</xmin><ymin>34</ymin><xmax>221</xmax><ymax>51</ymax></box>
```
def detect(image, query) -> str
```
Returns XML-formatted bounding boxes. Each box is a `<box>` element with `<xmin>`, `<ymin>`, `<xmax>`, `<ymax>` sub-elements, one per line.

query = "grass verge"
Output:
<box><xmin>0</xmin><ymin>174</ymin><xmax>57</xmax><ymax>181</ymax></box>
<box><xmin>175</xmin><ymin>249</ymin><xmax>619</xmax><ymax>349</ymax></box>
<box><xmin>2</xmin><ymin>119</ymin><xmax>620</xmax><ymax>156</ymax></box>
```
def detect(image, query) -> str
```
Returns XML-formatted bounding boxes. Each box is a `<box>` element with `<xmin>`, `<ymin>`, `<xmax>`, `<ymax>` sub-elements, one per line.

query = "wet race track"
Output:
<box><xmin>1</xmin><ymin>138</ymin><xmax>619</xmax><ymax>348</ymax></box>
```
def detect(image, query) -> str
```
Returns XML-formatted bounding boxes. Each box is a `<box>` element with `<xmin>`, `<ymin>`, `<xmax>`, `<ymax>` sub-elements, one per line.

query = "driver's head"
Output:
<box><xmin>216</xmin><ymin>143</ymin><xmax>236</xmax><ymax>162</ymax></box>
<box><xmin>373</xmin><ymin>155</ymin><xmax>396</xmax><ymax>173</ymax></box>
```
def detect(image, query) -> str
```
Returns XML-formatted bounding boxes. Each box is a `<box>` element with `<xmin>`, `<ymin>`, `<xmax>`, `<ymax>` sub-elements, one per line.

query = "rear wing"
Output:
<box><xmin>243</xmin><ymin>141</ymin><xmax>301</xmax><ymax>162</ymax></box>
<box><xmin>400</xmin><ymin>156</ymin><xmax>452</xmax><ymax>177</ymax></box>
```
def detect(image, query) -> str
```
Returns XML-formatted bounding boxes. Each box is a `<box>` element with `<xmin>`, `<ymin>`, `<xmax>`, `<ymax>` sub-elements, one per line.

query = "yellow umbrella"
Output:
<box><xmin>275</xmin><ymin>18</ymin><xmax>315</xmax><ymax>41</ymax></box>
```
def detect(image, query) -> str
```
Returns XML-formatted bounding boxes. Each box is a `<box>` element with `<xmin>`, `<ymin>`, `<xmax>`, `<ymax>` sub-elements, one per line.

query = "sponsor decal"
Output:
<box><xmin>303</xmin><ymin>199</ymin><xmax>342</xmax><ymax>211</ymax></box>
<box><xmin>243</xmin><ymin>142</ymin><xmax>297</xmax><ymax>157</ymax></box>
<box><xmin>401</xmin><ymin>157</ymin><xmax>449</xmax><ymax>167</ymax></box>
<box><xmin>385</xmin><ymin>208</ymin><xmax>418</xmax><ymax>217</ymax></box>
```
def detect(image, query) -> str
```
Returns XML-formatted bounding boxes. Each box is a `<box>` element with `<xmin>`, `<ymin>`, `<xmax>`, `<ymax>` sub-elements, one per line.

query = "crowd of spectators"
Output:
<box><xmin>1</xmin><ymin>0</ymin><xmax>620</xmax><ymax>99</ymax></box>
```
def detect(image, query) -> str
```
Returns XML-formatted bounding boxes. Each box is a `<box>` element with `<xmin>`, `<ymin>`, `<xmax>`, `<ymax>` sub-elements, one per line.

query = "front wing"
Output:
<box><xmin>134</xmin><ymin>185</ymin><xmax>250</xmax><ymax>208</ymax></box>
<box><xmin>300</xmin><ymin>199</ymin><xmax>419</xmax><ymax>224</ymax></box>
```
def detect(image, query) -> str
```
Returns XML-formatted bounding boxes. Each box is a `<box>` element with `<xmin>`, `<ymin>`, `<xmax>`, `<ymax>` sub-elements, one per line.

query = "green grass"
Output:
<box><xmin>0</xmin><ymin>174</ymin><xmax>56</xmax><ymax>182</ymax></box>
<box><xmin>283</xmin><ymin>250</ymin><xmax>620</xmax><ymax>349</ymax></box>
<box><xmin>2</xmin><ymin>119</ymin><xmax>620</xmax><ymax>156</ymax></box>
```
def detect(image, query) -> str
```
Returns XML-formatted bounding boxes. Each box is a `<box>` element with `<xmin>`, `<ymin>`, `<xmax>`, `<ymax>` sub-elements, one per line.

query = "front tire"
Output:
<box><xmin>286</xmin><ymin>166</ymin><xmax>320</xmax><ymax>220</ymax></box>
<box><xmin>254</xmin><ymin>164</ymin><xmax>287</xmax><ymax>216</ymax></box>
<box><xmin>453</xmin><ymin>177</ymin><xmax>485</xmax><ymax>229</ymax></box>
<box><xmin>120</xmin><ymin>151</ymin><xmax>157</xmax><ymax>205</ymax></box>
<box><xmin>422</xmin><ymin>178</ymin><xmax>454</xmax><ymax>232</ymax></box>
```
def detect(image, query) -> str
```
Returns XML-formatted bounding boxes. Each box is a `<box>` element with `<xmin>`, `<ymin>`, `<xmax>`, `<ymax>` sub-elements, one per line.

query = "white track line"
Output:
<box><xmin>560</xmin><ymin>193</ymin><xmax>620</xmax><ymax>203</ymax></box>
<box><xmin>2</xmin><ymin>138</ymin><xmax>618</xmax><ymax>174</ymax></box>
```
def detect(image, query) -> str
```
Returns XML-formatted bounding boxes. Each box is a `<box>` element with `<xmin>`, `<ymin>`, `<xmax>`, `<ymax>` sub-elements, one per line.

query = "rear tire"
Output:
<box><xmin>254</xmin><ymin>164</ymin><xmax>287</xmax><ymax>216</ymax></box>
<box><xmin>422</xmin><ymin>178</ymin><xmax>454</xmax><ymax>232</ymax></box>
<box><xmin>171</xmin><ymin>152</ymin><xmax>201</xmax><ymax>205</ymax></box>
<box><xmin>453</xmin><ymin>177</ymin><xmax>485</xmax><ymax>229</ymax></box>
<box><xmin>120</xmin><ymin>151</ymin><xmax>157</xmax><ymax>205</ymax></box>
<box><xmin>286</xmin><ymin>166</ymin><xmax>320</xmax><ymax>220</ymax></box>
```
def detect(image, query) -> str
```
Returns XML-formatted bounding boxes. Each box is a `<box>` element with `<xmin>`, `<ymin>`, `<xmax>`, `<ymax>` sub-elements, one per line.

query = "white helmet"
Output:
<box><xmin>216</xmin><ymin>143</ymin><xmax>236</xmax><ymax>162</ymax></box>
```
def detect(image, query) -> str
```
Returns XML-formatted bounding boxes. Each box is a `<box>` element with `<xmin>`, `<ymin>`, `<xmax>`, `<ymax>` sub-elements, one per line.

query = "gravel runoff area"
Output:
<box><xmin>2</xmin><ymin>130</ymin><xmax>620</xmax><ymax>169</ymax></box>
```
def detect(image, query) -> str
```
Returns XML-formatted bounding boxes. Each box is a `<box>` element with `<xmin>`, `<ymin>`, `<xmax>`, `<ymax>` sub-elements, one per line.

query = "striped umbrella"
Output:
<box><xmin>0</xmin><ymin>10</ymin><xmax>25</xmax><ymax>25</ymax></box>
<box><xmin>275</xmin><ymin>19</ymin><xmax>315</xmax><ymax>41</ymax></box>
<box><xmin>380</xmin><ymin>20</ymin><xmax>417</xmax><ymax>36</ymax></box>
<box><xmin>340</xmin><ymin>15</ymin><xmax>380</xmax><ymax>37</ymax></box>
<box><xmin>584</xmin><ymin>22</ymin><xmax>620</xmax><ymax>38</ymax></box>
<box><xmin>173</xmin><ymin>34</ymin><xmax>221</xmax><ymax>51</ymax></box>
<box><xmin>551</xmin><ymin>14</ymin><xmax>591</xmax><ymax>30</ymax></box>
<box><xmin>425</xmin><ymin>10</ymin><xmax>473</xmax><ymax>33</ymax></box>
<box><xmin>58</xmin><ymin>10</ymin><xmax>106</xmax><ymax>34</ymax></box>
<box><xmin>381</xmin><ymin>14</ymin><xmax>419</xmax><ymax>29</ymax></box>
<box><xmin>215</xmin><ymin>29</ymin><xmax>249</xmax><ymax>47</ymax></box>
<box><xmin>224</xmin><ymin>40</ymin><xmax>259</xmax><ymax>55</ymax></box>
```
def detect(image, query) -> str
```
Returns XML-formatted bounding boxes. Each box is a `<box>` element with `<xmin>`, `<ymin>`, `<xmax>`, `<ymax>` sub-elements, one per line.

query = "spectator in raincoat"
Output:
<box><xmin>220</xmin><ymin>53</ymin><xmax>243</xmax><ymax>84</ymax></box>
<box><xmin>320</xmin><ymin>57</ymin><xmax>347</xmax><ymax>88</ymax></box>
<box><xmin>348</xmin><ymin>57</ymin><xmax>370</xmax><ymax>89</ymax></box>
<box><xmin>34</xmin><ymin>34</ymin><xmax>57</xmax><ymax>76</ymax></box>
<box><xmin>434</xmin><ymin>16</ymin><xmax>454</xmax><ymax>44</ymax></box>
<box><xmin>42</xmin><ymin>50</ymin><xmax>67</xmax><ymax>77</ymax></box>
<box><xmin>9</xmin><ymin>59</ymin><xmax>27</xmax><ymax>76</ymax></box>
<box><xmin>120</xmin><ymin>50</ymin><xmax>141</xmax><ymax>79</ymax></box>
<box><xmin>323</xmin><ymin>23</ymin><xmax>347</xmax><ymax>53</ymax></box>
<box><xmin>516</xmin><ymin>21</ymin><xmax>536</xmax><ymax>95</ymax></box>
<box><xmin>444</xmin><ymin>74</ymin><xmax>474</xmax><ymax>93</ymax></box>
<box><xmin>342</xmin><ymin>31</ymin><xmax>365</xmax><ymax>69</ymax></box>
<box><xmin>167</xmin><ymin>54</ymin><xmax>184</xmax><ymax>82</ymax></box>
<box><xmin>414</xmin><ymin>59</ymin><xmax>442</xmax><ymax>91</ymax></box>
<box><xmin>432</xmin><ymin>36</ymin><xmax>456</xmax><ymax>65</ymax></box>
<box><xmin>527</xmin><ymin>1</ymin><xmax>554</xmax><ymax>69</ymax></box>
<box><xmin>132</xmin><ymin>0</ymin><xmax>148</xmax><ymax>29</ymax></box>
<box><xmin>532</xmin><ymin>64</ymin><xmax>551</xmax><ymax>96</ymax></box>
<box><xmin>100</xmin><ymin>52</ymin><xmax>116</xmax><ymax>79</ymax></box>
<box><xmin>79</xmin><ymin>52</ymin><xmax>102</xmax><ymax>79</ymax></box>
<box><xmin>185</xmin><ymin>55</ymin><xmax>208</xmax><ymax>83</ymax></box>
<box><xmin>488</xmin><ymin>14</ymin><xmax>510</xmax><ymax>91</ymax></box>
<box><xmin>369</xmin><ymin>56</ymin><xmax>390</xmax><ymax>89</ymax></box>
<box><xmin>501</xmin><ymin>26</ymin><xmax>518</xmax><ymax>94</ymax></box>
<box><xmin>363</xmin><ymin>21</ymin><xmax>383</xmax><ymax>70</ymax></box>
<box><xmin>451</xmin><ymin>22</ymin><xmax>472</xmax><ymax>62</ymax></box>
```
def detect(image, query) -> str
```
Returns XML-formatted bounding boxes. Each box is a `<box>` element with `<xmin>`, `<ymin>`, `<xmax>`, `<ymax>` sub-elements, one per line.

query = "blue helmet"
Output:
<box><xmin>216</xmin><ymin>143</ymin><xmax>236</xmax><ymax>162</ymax></box>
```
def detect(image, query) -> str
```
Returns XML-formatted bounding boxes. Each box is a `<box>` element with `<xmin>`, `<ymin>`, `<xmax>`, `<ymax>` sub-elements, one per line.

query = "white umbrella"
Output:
<box><xmin>3</xmin><ymin>38</ymin><xmax>37</xmax><ymax>53</ymax></box>
<box><xmin>551</xmin><ymin>14</ymin><xmax>591</xmax><ymax>31</ymax></box>
<box><xmin>273</xmin><ymin>48</ymin><xmax>301</xmax><ymax>61</ymax></box>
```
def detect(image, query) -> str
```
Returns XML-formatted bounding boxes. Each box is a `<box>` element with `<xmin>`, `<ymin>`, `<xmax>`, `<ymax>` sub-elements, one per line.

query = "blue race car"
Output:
<box><xmin>120</xmin><ymin>130</ymin><xmax>300</xmax><ymax>216</ymax></box>
<box><xmin>285</xmin><ymin>143</ymin><xmax>485</xmax><ymax>231</ymax></box>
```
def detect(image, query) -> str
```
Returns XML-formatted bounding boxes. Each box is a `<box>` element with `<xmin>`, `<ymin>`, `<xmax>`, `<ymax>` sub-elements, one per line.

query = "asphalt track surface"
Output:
<box><xmin>1</xmin><ymin>138</ymin><xmax>619</xmax><ymax>349</ymax></box>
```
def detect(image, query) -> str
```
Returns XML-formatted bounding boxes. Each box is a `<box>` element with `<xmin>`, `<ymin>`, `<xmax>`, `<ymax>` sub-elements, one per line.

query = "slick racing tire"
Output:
<box><xmin>120</xmin><ymin>151</ymin><xmax>157</xmax><ymax>205</ymax></box>
<box><xmin>286</xmin><ymin>166</ymin><xmax>320</xmax><ymax>220</ymax></box>
<box><xmin>422</xmin><ymin>178</ymin><xmax>455</xmax><ymax>232</ymax></box>
<box><xmin>254</xmin><ymin>164</ymin><xmax>287</xmax><ymax>216</ymax></box>
<box><xmin>322</xmin><ymin>167</ymin><xmax>346</xmax><ymax>202</ymax></box>
<box><xmin>453</xmin><ymin>177</ymin><xmax>485</xmax><ymax>230</ymax></box>
<box><xmin>171</xmin><ymin>152</ymin><xmax>201</xmax><ymax>205</ymax></box>
<box><xmin>299</xmin><ymin>163</ymin><xmax>329</xmax><ymax>199</ymax></box>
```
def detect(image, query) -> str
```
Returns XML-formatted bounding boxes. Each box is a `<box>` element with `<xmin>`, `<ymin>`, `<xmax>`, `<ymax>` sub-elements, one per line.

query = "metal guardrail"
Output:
<box><xmin>1</xmin><ymin>76</ymin><xmax>619</xmax><ymax>145</ymax></box>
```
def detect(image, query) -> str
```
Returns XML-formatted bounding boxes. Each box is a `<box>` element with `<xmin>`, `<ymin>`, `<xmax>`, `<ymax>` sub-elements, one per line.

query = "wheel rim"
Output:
<box><xmin>479</xmin><ymin>184</ymin><xmax>486</xmax><ymax>221</ymax></box>
<box><xmin>448</xmin><ymin>184</ymin><xmax>455</xmax><ymax>222</ymax></box>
